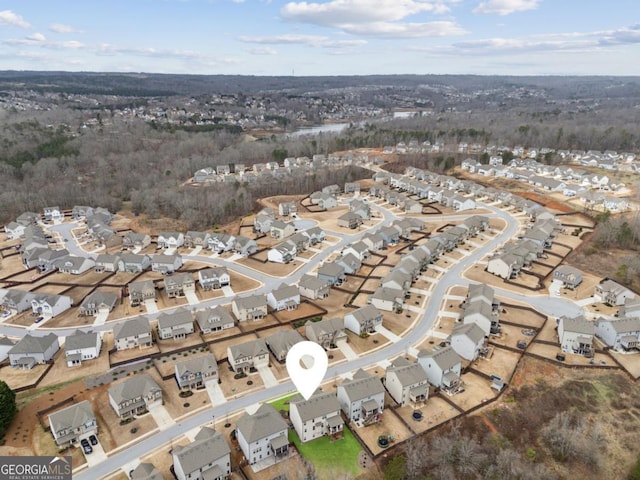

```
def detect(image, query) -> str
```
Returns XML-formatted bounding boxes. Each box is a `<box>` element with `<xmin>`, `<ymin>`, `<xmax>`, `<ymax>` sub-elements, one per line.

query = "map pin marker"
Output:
<box><xmin>286</xmin><ymin>341</ymin><xmax>328</xmax><ymax>400</ymax></box>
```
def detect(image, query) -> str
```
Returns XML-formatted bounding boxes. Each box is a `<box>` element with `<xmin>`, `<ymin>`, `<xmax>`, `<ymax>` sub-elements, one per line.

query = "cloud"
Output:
<box><xmin>49</xmin><ymin>23</ymin><xmax>80</xmax><ymax>33</ymax></box>
<box><xmin>473</xmin><ymin>0</ymin><xmax>541</xmax><ymax>16</ymax></box>
<box><xmin>0</xmin><ymin>10</ymin><xmax>30</xmax><ymax>28</ymax></box>
<box><xmin>248</xmin><ymin>46</ymin><xmax>277</xmax><ymax>55</ymax></box>
<box><xmin>280</xmin><ymin>0</ymin><xmax>464</xmax><ymax>38</ymax></box>
<box><xmin>239</xmin><ymin>34</ymin><xmax>367</xmax><ymax>48</ymax></box>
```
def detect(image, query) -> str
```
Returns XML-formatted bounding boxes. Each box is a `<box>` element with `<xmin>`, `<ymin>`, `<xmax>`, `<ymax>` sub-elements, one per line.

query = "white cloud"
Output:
<box><xmin>473</xmin><ymin>0</ymin><xmax>540</xmax><ymax>16</ymax></box>
<box><xmin>49</xmin><ymin>23</ymin><xmax>80</xmax><ymax>33</ymax></box>
<box><xmin>239</xmin><ymin>34</ymin><xmax>367</xmax><ymax>48</ymax></box>
<box><xmin>248</xmin><ymin>46</ymin><xmax>277</xmax><ymax>55</ymax></box>
<box><xmin>280</xmin><ymin>0</ymin><xmax>464</xmax><ymax>38</ymax></box>
<box><xmin>0</xmin><ymin>10</ymin><xmax>30</xmax><ymax>28</ymax></box>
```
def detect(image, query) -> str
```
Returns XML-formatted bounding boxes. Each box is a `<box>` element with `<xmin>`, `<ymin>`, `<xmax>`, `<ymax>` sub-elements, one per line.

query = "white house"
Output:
<box><xmin>8</xmin><ymin>333</ymin><xmax>59</xmax><ymax>369</ymax></box>
<box><xmin>449</xmin><ymin>323</ymin><xmax>486</xmax><ymax>361</ymax></box>
<box><xmin>298</xmin><ymin>274</ymin><xmax>330</xmax><ymax>300</ymax></box>
<box><xmin>172</xmin><ymin>427</ymin><xmax>230</xmax><ymax>480</ymax></box>
<box><xmin>384</xmin><ymin>357</ymin><xmax>429</xmax><ymax>406</ymax></box>
<box><xmin>65</xmin><ymin>330</ymin><xmax>102</xmax><ymax>367</ymax></box>
<box><xmin>48</xmin><ymin>400</ymin><xmax>97</xmax><ymax>447</ymax></box>
<box><xmin>31</xmin><ymin>293</ymin><xmax>72</xmax><ymax>318</ymax></box>
<box><xmin>236</xmin><ymin>404</ymin><xmax>289</xmax><ymax>467</ymax></box>
<box><xmin>557</xmin><ymin>315</ymin><xmax>595</xmax><ymax>356</ymax></box>
<box><xmin>417</xmin><ymin>346</ymin><xmax>462</xmax><ymax>394</ymax></box>
<box><xmin>289</xmin><ymin>391</ymin><xmax>344</xmax><ymax>443</ymax></box>
<box><xmin>344</xmin><ymin>305</ymin><xmax>383</xmax><ymax>335</ymax></box>
<box><xmin>595</xmin><ymin>317</ymin><xmax>640</xmax><ymax>351</ymax></box>
<box><xmin>267</xmin><ymin>284</ymin><xmax>300</xmax><ymax>311</ymax></box>
<box><xmin>337</xmin><ymin>369</ymin><xmax>385</xmax><ymax>426</ymax></box>
<box><xmin>157</xmin><ymin>231</ymin><xmax>185</xmax><ymax>249</ymax></box>
<box><xmin>595</xmin><ymin>279</ymin><xmax>635</xmax><ymax>306</ymax></box>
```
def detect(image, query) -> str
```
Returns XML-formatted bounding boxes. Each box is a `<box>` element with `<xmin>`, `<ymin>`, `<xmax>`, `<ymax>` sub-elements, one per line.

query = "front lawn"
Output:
<box><xmin>269</xmin><ymin>393</ymin><xmax>295</xmax><ymax>413</ymax></box>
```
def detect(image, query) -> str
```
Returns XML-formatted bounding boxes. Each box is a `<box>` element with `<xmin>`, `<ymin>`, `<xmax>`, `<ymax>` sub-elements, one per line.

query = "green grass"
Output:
<box><xmin>268</xmin><ymin>394</ymin><xmax>362</xmax><ymax>478</ymax></box>
<box><xmin>289</xmin><ymin>426</ymin><xmax>362</xmax><ymax>478</ymax></box>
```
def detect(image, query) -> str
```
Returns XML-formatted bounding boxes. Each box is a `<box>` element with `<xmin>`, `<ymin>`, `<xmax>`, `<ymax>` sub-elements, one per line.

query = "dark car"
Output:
<box><xmin>34</xmin><ymin>316</ymin><xmax>44</xmax><ymax>323</ymax></box>
<box><xmin>80</xmin><ymin>439</ymin><xmax>92</xmax><ymax>454</ymax></box>
<box><xmin>89</xmin><ymin>435</ymin><xmax>98</xmax><ymax>445</ymax></box>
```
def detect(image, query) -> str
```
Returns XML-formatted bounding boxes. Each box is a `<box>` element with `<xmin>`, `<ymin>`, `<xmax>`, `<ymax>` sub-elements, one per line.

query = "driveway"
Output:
<box><xmin>149</xmin><ymin>405</ymin><xmax>175</xmax><ymax>430</ymax></box>
<box><xmin>337</xmin><ymin>339</ymin><xmax>358</xmax><ymax>360</ymax></box>
<box><xmin>257</xmin><ymin>365</ymin><xmax>278</xmax><ymax>388</ymax></box>
<box><xmin>205</xmin><ymin>380</ymin><xmax>227</xmax><ymax>406</ymax></box>
<box><xmin>93</xmin><ymin>310</ymin><xmax>110</xmax><ymax>326</ymax></box>
<box><xmin>83</xmin><ymin>440</ymin><xmax>107</xmax><ymax>467</ymax></box>
<box><xmin>144</xmin><ymin>300</ymin><xmax>159</xmax><ymax>314</ymax></box>
<box><xmin>184</xmin><ymin>290</ymin><xmax>200</xmax><ymax>306</ymax></box>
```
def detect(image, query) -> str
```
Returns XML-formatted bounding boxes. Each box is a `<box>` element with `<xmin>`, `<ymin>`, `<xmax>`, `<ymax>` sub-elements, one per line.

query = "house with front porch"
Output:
<box><xmin>114</xmin><ymin>317</ymin><xmax>153</xmax><ymax>350</ymax></box>
<box><xmin>48</xmin><ymin>400</ymin><xmax>97</xmax><ymax>447</ymax></box>
<box><xmin>184</xmin><ymin>231</ymin><xmax>208</xmax><ymax>248</ymax></box>
<box><xmin>108</xmin><ymin>374</ymin><xmax>163</xmax><ymax>420</ymax></box>
<box><xmin>595</xmin><ymin>279</ymin><xmax>636</xmax><ymax>306</ymax></box>
<box><xmin>233</xmin><ymin>235</ymin><xmax>258</xmax><ymax>256</ymax></box>
<box><xmin>94</xmin><ymin>253</ymin><xmax>121</xmax><ymax>273</ymax></box>
<box><xmin>227</xmin><ymin>338</ymin><xmax>269</xmax><ymax>373</ymax></box>
<box><xmin>43</xmin><ymin>206</ymin><xmax>64</xmax><ymax>222</ymax></box>
<box><xmin>302</xmin><ymin>226</ymin><xmax>325</xmax><ymax>245</ymax></box>
<box><xmin>163</xmin><ymin>273</ymin><xmax>195</xmax><ymax>298</ymax></box>
<box><xmin>195</xmin><ymin>306</ymin><xmax>235</xmax><ymax>334</ymax></box>
<box><xmin>64</xmin><ymin>330</ymin><xmax>102</xmax><ymax>367</ymax></box>
<box><xmin>267</xmin><ymin>284</ymin><xmax>300</xmax><ymax>311</ymax></box>
<box><xmin>553</xmin><ymin>266</ymin><xmax>583</xmax><ymax>289</ymax></box>
<box><xmin>151</xmin><ymin>254</ymin><xmax>183</xmax><ymax>274</ymax></box>
<box><xmin>122</xmin><ymin>232</ymin><xmax>151</xmax><ymax>251</ymax></box>
<box><xmin>305</xmin><ymin>317</ymin><xmax>347</xmax><ymax>350</ymax></box>
<box><xmin>344</xmin><ymin>305</ymin><xmax>383</xmax><ymax>335</ymax></box>
<box><xmin>265</xmin><ymin>329</ymin><xmax>304</xmax><ymax>362</ymax></box>
<box><xmin>270</xmin><ymin>220</ymin><xmax>295</xmax><ymax>240</ymax></box>
<box><xmin>337</xmin><ymin>369</ymin><xmax>385</xmax><ymax>426</ymax></box>
<box><xmin>232</xmin><ymin>294</ymin><xmax>267</xmax><ymax>322</ymax></box>
<box><xmin>173</xmin><ymin>427</ymin><xmax>230</xmax><ymax>480</ymax></box>
<box><xmin>290</xmin><ymin>391</ymin><xmax>344</xmax><ymax>443</ymax></box>
<box><xmin>236</xmin><ymin>404</ymin><xmax>289</xmax><ymax>467</ymax></box>
<box><xmin>298</xmin><ymin>274</ymin><xmax>330</xmax><ymax>300</ymax></box>
<box><xmin>384</xmin><ymin>357</ymin><xmax>429</xmax><ymax>406</ymax></box>
<box><xmin>267</xmin><ymin>241</ymin><xmax>297</xmax><ymax>264</ymax></box>
<box><xmin>157</xmin><ymin>232</ymin><xmax>184</xmax><ymax>249</ymax></box>
<box><xmin>157</xmin><ymin>308</ymin><xmax>194</xmax><ymax>340</ymax></box>
<box><xmin>278</xmin><ymin>202</ymin><xmax>297</xmax><ymax>217</ymax></box>
<box><xmin>118</xmin><ymin>253</ymin><xmax>151</xmax><ymax>273</ymax></box>
<box><xmin>198</xmin><ymin>267</ymin><xmax>230</xmax><ymax>290</ymax></box>
<box><xmin>31</xmin><ymin>293</ymin><xmax>72</xmax><ymax>318</ymax></box>
<box><xmin>175</xmin><ymin>353</ymin><xmax>218</xmax><ymax>391</ymax></box>
<box><xmin>128</xmin><ymin>279</ymin><xmax>156</xmax><ymax>306</ymax></box>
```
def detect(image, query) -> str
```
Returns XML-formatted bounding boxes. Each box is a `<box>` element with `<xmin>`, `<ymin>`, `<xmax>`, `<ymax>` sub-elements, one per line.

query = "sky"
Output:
<box><xmin>0</xmin><ymin>0</ymin><xmax>639</xmax><ymax>76</ymax></box>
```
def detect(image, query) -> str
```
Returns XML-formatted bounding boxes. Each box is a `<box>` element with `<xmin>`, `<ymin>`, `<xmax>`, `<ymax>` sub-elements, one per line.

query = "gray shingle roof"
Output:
<box><xmin>48</xmin><ymin>400</ymin><xmax>95</xmax><ymax>434</ymax></box>
<box><xmin>157</xmin><ymin>308</ymin><xmax>193</xmax><ymax>330</ymax></box>
<box><xmin>65</xmin><ymin>330</ymin><xmax>99</xmax><ymax>352</ymax></box>
<box><xmin>451</xmin><ymin>322</ymin><xmax>486</xmax><ymax>345</ymax></box>
<box><xmin>175</xmin><ymin>353</ymin><xmax>218</xmax><ymax>379</ymax></box>
<box><xmin>418</xmin><ymin>346</ymin><xmax>462</xmax><ymax>370</ymax></box>
<box><xmin>234</xmin><ymin>294</ymin><xmax>266</xmax><ymax>310</ymax></box>
<box><xmin>108</xmin><ymin>374</ymin><xmax>161</xmax><ymax>405</ymax></box>
<box><xmin>290</xmin><ymin>391</ymin><xmax>341</xmax><ymax>423</ymax></box>
<box><xmin>173</xmin><ymin>427</ymin><xmax>230</xmax><ymax>475</ymax></box>
<box><xmin>265</xmin><ymin>329</ymin><xmax>304</xmax><ymax>357</ymax></box>
<box><xmin>9</xmin><ymin>333</ymin><xmax>57</xmax><ymax>355</ymax></box>
<box><xmin>236</xmin><ymin>404</ymin><xmax>288</xmax><ymax>443</ymax></box>
<box><xmin>114</xmin><ymin>317</ymin><xmax>151</xmax><ymax>341</ymax></box>
<box><xmin>339</xmin><ymin>369</ymin><xmax>384</xmax><ymax>401</ymax></box>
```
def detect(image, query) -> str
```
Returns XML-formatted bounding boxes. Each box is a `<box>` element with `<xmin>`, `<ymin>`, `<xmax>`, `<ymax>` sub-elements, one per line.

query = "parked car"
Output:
<box><xmin>89</xmin><ymin>435</ymin><xmax>98</xmax><ymax>445</ymax></box>
<box><xmin>34</xmin><ymin>316</ymin><xmax>44</xmax><ymax>323</ymax></box>
<box><xmin>80</xmin><ymin>438</ymin><xmax>92</xmax><ymax>454</ymax></box>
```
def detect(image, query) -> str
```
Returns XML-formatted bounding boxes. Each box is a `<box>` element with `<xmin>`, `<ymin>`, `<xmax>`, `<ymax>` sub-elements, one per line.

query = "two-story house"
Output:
<box><xmin>163</xmin><ymin>273</ymin><xmax>195</xmax><ymax>299</ymax></box>
<box><xmin>79</xmin><ymin>290</ymin><xmax>118</xmax><ymax>316</ymax></box>
<box><xmin>265</xmin><ymin>329</ymin><xmax>304</xmax><ymax>362</ymax></box>
<box><xmin>595</xmin><ymin>317</ymin><xmax>640</xmax><ymax>351</ymax></box>
<box><xmin>236</xmin><ymin>404</ymin><xmax>289</xmax><ymax>467</ymax></box>
<box><xmin>290</xmin><ymin>391</ymin><xmax>344</xmax><ymax>443</ymax></box>
<box><xmin>48</xmin><ymin>400</ymin><xmax>97</xmax><ymax>447</ymax></box>
<box><xmin>128</xmin><ymin>280</ymin><xmax>156</xmax><ymax>307</ymax></box>
<box><xmin>344</xmin><ymin>305</ymin><xmax>383</xmax><ymax>335</ymax></box>
<box><xmin>195</xmin><ymin>306</ymin><xmax>235</xmax><ymax>334</ymax></box>
<box><xmin>449</xmin><ymin>322</ymin><xmax>486</xmax><ymax>361</ymax></box>
<box><xmin>113</xmin><ymin>317</ymin><xmax>153</xmax><ymax>350</ymax></box>
<box><xmin>266</xmin><ymin>284</ymin><xmax>300</xmax><ymax>311</ymax></box>
<box><xmin>298</xmin><ymin>274</ymin><xmax>330</xmax><ymax>300</ymax></box>
<box><xmin>157</xmin><ymin>308</ymin><xmax>194</xmax><ymax>340</ymax></box>
<box><xmin>65</xmin><ymin>329</ymin><xmax>102</xmax><ymax>367</ymax></box>
<box><xmin>175</xmin><ymin>353</ymin><xmax>218</xmax><ymax>391</ymax></box>
<box><xmin>227</xmin><ymin>338</ymin><xmax>269</xmax><ymax>373</ymax></box>
<box><xmin>108</xmin><ymin>374</ymin><xmax>163</xmax><ymax>420</ymax></box>
<box><xmin>8</xmin><ymin>333</ymin><xmax>59</xmax><ymax>369</ymax></box>
<box><xmin>198</xmin><ymin>267</ymin><xmax>230</xmax><ymax>291</ymax></box>
<box><xmin>173</xmin><ymin>427</ymin><xmax>230</xmax><ymax>480</ymax></box>
<box><xmin>117</xmin><ymin>253</ymin><xmax>151</xmax><ymax>273</ymax></box>
<box><xmin>305</xmin><ymin>317</ymin><xmax>347</xmax><ymax>350</ymax></box>
<box><xmin>417</xmin><ymin>346</ymin><xmax>462</xmax><ymax>394</ymax></box>
<box><xmin>151</xmin><ymin>254</ymin><xmax>183</xmax><ymax>274</ymax></box>
<box><xmin>557</xmin><ymin>315</ymin><xmax>595</xmax><ymax>356</ymax></box>
<box><xmin>384</xmin><ymin>357</ymin><xmax>429</xmax><ymax>406</ymax></box>
<box><xmin>337</xmin><ymin>369</ymin><xmax>385</xmax><ymax>426</ymax></box>
<box><xmin>157</xmin><ymin>232</ymin><xmax>184</xmax><ymax>249</ymax></box>
<box><xmin>122</xmin><ymin>232</ymin><xmax>151</xmax><ymax>251</ymax></box>
<box><xmin>232</xmin><ymin>294</ymin><xmax>267</xmax><ymax>322</ymax></box>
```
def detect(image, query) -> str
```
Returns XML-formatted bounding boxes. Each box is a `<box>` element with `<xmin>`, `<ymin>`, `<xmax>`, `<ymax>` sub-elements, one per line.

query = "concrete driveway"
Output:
<box><xmin>83</xmin><ymin>440</ymin><xmax>107</xmax><ymax>467</ymax></box>
<box><xmin>149</xmin><ymin>405</ymin><xmax>176</xmax><ymax>430</ymax></box>
<box><xmin>205</xmin><ymin>380</ymin><xmax>227</xmax><ymax>406</ymax></box>
<box><xmin>257</xmin><ymin>365</ymin><xmax>278</xmax><ymax>388</ymax></box>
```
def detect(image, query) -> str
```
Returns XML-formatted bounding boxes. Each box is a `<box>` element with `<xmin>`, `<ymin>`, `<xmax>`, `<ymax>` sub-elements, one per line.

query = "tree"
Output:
<box><xmin>0</xmin><ymin>380</ymin><xmax>17</xmax><ymax>438</ymax></box>
<box><xmin>383</xmin><ymin>455</ymin><xmax>407</xmax><ymax>480</ymax></box>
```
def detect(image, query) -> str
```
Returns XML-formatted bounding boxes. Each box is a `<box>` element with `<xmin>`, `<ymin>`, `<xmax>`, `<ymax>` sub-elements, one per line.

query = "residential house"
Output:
<box><xmin>232</xmin><ymin>294</ymin><xmax>268</xmax><ymax>322</ymax></box>
<box><xmin>173</xmin><ymin>427</ymin><xmax>230</xmax><ymax>480</ymax></box>
<box><xmin>487</xmin><ymin>253</ymin><xmax>523</xmax><ymax>280</ymax></box>
<box><xmin>151</xmin><ymin>254</ymin><xmax>183</xmax><ymax>274</ymax></box>
<box><xmin>118</xmin><ymin>253</ymin><xmax>151</xmax><ymax>273</ymax></box>
<box><xmin>31</xmin><ymin>293</ymin><xmax>72</xmax><ymax>318</ymax></box>
<box><xmin>157</xmin><ymin>232</ymin><xmax>184</xmax><ymax>249</ymax></box>
<box><xmin>384</xmin><ymin>357</ymin><xmax>429</xmax><ymax>406</ymax></box>
<box><xmin>270</xmin><ymin>220</ymin><xmax>295</xmax><ymax>240</ymax></box>
<box><xmin>268</xmin><ymin>241</ymin><xmax>297</xmax><ymax>264</ymax></box>
<box><xmin>343</xmin><ymin>241</ymin><xmax>370</xmax><ymax>262</ymax></box>
<box><xmin>207</xmin><ymin>233</ymin><xmax>236</xmax><ymax>253</ymax></box>
<box><xmin>1</xmin><ymin>289</ymin><xmax>33</xmax><ymax>313</ymax></box>
<box><xmin>198</xmin><ymin>267</ymin><xmax>230</xmax><ymax>290</ymax></box>
<box><xmin>462</xmin><ymin>300</ymin><xmax>499</xmax><ymax>337</ymax></box>
<box><xmin>302</xmin><ymin>226</ymin><xmax>325</xmax><ymax>245</ymax></box>
<box><xmin>43</xmin><ymin>206</ymin><xmax>64</xmax><ymax>222</ymax></box>
<box><xmin>236</xmin><ymin>404</ymin><xmax>289</xmax><ymax>466</ymax></box>
<box><xmin>0</xmin><ymin>336</ymin><xmax>15</xmax><ymax>363</ymax></box>
<box><xmin>278</xmin><ymin>202</ymin><xmax>297</xmax><ymax>217</ymax></box>
<box><xmin>553</xmin><ymin>266</ymin><xmax>583</xmax><ymax>289</ymax></box>
<box><xmin>4</xmin><ymin>222</ymin><xmax>25</xmax><ymax>240</ymax></box>
<box><xmin>344</xmin><ymin>305</ymin><xmax>383</xmax><ymax>335</ymax></box>
<box><xmin>16</xmin><ymin>211</ymin><xmax>40</xmax><ymax>226</ymax></box>
<box><xmin>265</xmin><ymin>329</ymin><xmax>304</xmax><ymax>362</ymax></box>
<box><xmin>157</xmin><ymin>308</ymin><xmax>194</xmax><ymax>340</ymax></box>
<box><xmin>349</xmin><ymin>199</ymin><xmax>371</xmax><ymax>219</ymax></box>
<box><xmin>298</xmin><ymin>274</ymin><xmax>330</xmax><ymax>300</ymax></box>
<box><xmin>113</xmin><ymin>317</ymin><xmax>153</xmax><ymax>350</ymax></box>
<box><xmin>227</xmin><ymin>338</ymin><xmax>269</xmax><ymax>373</ymax></box>
<box><xmin>128</xmin><ymin>280</ymin><xmax>156</xmax><ymax>306</ymax></box>
<box><xmin>184</xmin><ymin>231</ymin><xmax>208</xmax><ymax>248</ymax></box>
<box><xmin>378</xmin><ymin>226</ymin><xmax>400</xmax><ymax>246</ymax></box>
<box><xmin>317</xmin><ymin>262</ymin><xmax>346</xmax><ymax>286</ymax></box>
<box><xmin>621</xmin><ymin>297</ymin><xmax>640</xmax><ymax>319</ymax></box>
<box><xmin>370</xmin><ymin>287</ymin><xmax>404</xmax><ymax>312</ymax></box>
<box><xmin>449</xmin><ymin>323</ymin><xmax>486</xmax><ymax>361</ymax></box>
<box><xmin>557</xmin><ymin>315</ymin><xmax>595</xmax><ymax>356</ymax></box>
<box><xmin>337</xmin><ymin>369</ymin><xmax>385</xmax><ymax>425</ymax></box>
<box><xmin>595</xmin><ymin>317</ymin><xmax>640</xmax><ymax>351</ymax></box>
<box><xmin>310</xmin><ymin>192</ymin><xmax>338</xmax><ymax>210</ymax></box>
<box><xmin>344</xmin><ymin>182</ymin><xmax>361</xmax><ymax>194</ymax></box>
<box><xmin>335</xmin><ymin>253</ymin><xmax>361</xmax><ymax>275</ymax></box>
<box><xmin>452</xmin><ymin>195</ymin><xmax>476</xmax><ymax>212</ymax></box>
<box><xmin>289</xmin><ymin>232</ymin><xmax>310</xmax><ymax>253</ymax></box>
<box><xmin>108</xmin><ymin>374</ymin><xmax>163</xmax><ymax>419</ymax></box>
<box><xmin>122</xmin><ymin>233</ymin><xmax>151</xmax><ymax>251</ymax></box>
<box><xmin>361</xmin><ymin>232</ymin><xmax>384</xmax><ymax>252</ymax></box>
<box><xmin>175</xmin><ymin>353</ymin><xmax>218</xmax><ymax>391</ymax></box>
<box><xmin>65</xmin><ymin>330</ymin><xmax>102</xmax><ymax>367</ymax></box>
<box><xmin>417</xmin><ymin>346</ymin><xmax>462</xmax><ymax>394</ymax></box>
<box><xmin>233</xmin><ymin>236</ymin><xmax>258</xmax><ymax>256</ymax></box>
<box><xmin>48</xmin><ymin>400</ymin><xmax>97</xmax><ymax>447</ymax></box>
<box><xmin>195</xmin><ymin>306</ymin><xmax>235</xmax><ymax>334</ymax></box>
<box><xmin>94</xmin><ymin>253</ymin><xmax>121</xmax><ymax>273</ymax></box>
<box><xmin>8</xmin><ymin>333</ymin><xmax>59</xmax><ymax>369</ymax></box>
<box><xmin>337</xmin><ymin>212</ymin><xmax>363</xmax><ymax>230</ymax></box>
<box><xmin>290</xmin><ymin>391</ymin><xmax>344</xmax><ymax>443</ymax></box>
<box><xmin>305</xmin><ymin>317</ymin><xmax>347</xmax><ymax>350</ymax></box>
<box><xmin>163</xmin><ymin>273</ymin><xmax>195</xmax><ymax>298</ymax></box>
<box><xmin>595</xmin><ymin>279</ymin><xmax>636</xmax><ymax>306</ymax></box>
<box><xmin>267</xmin><ymin>284</ymin><xmax>300</xmax><ymax>311</ymax></box>
<box><xmin>254</xmin><ymin>209</ymin><xmax>276</xmax><ymax>234</ymax></box>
